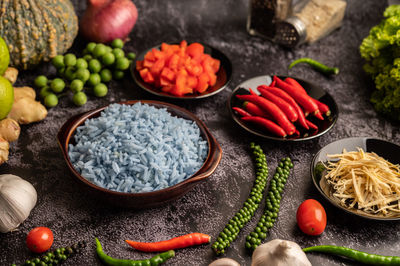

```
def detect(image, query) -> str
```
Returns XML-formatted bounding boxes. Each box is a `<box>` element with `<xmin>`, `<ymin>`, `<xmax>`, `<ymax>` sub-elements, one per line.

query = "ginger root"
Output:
<box><xmin>7</xmin><ymin>86</ymin><xmax>47</xmax><ymax>124</ymax></box>
<box><xmin>0</xmin><ymin>137</ymin><xmax>9</xmax><ymax>165</ymax></box>
<box><xmin>3</xmin><ymin>67</ymin><xmax>18</xmax><ymax>84</ymax></box>
<box><xmin>0</xmin><ymin>118</ymin><xmax>20</xmax><ymax>142</ymax></box>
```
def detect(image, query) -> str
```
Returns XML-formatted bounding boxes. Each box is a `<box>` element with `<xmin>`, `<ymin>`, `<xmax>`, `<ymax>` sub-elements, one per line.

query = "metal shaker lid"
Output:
<box><xmin>274</xmin><ymin>16</ymin><xmax>307</xmax><ymax>48</ymax></box>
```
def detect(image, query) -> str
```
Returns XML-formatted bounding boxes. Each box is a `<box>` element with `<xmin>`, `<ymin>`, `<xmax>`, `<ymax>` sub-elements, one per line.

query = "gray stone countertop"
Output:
<box><xmin>1</xmin><ymin>0</ymin><xmax>400</xmax><ymax>265</ymax></box>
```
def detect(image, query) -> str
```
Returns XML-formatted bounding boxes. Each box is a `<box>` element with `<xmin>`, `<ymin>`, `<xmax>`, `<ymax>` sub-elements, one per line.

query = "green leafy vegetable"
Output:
<box><xmin>360</xmin><ymin>5</ymin><xmax>400</xmax><ymax>121</ymax></box>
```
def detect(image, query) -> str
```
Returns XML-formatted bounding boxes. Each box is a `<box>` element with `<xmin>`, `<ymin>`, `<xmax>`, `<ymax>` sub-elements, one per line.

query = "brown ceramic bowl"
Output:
<box><xmin>57</xmin><ymin>100</ymin><xmax>222</xmax><ymax>209</ymax></box>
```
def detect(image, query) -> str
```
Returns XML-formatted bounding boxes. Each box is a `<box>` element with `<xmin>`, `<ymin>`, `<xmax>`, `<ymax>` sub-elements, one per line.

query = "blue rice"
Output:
<box><xmin>68</xmin><ymin>102</ymin><xmax>208</xmax><ymax>193</ymax></box>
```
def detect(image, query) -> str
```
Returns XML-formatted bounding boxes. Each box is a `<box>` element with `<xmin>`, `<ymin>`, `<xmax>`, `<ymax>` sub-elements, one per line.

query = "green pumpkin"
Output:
<box><xmin>0</xmin><ymin>0</ymin><xmax>78</xmax><ymax>70</ymax></box>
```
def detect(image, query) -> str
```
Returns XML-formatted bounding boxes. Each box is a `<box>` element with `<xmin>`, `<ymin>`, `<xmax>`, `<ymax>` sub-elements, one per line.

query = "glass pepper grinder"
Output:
<box><xmin>274</xmin><ymin>0</ymin><xmax>347</xmax><ymax>48</ymax></box>
<box><xmin>247</xmin><ymin>0</ymin><xmax>293</xmax><ymax>41</ymax></box>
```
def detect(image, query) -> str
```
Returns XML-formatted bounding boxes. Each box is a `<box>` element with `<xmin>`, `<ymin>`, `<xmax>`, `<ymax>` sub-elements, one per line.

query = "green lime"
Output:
<box><xmin>0</xmin><ymin>36</ymin><xmax>10</xmax><ymax>75</ymax></box>
<box><xmin>0</xmin><ymin>76</ymin><xmax>13</xmax><ymax>119</ymax></box>
<box><xmin>111</xmin><ymin>39</ymin><xmax>124</xmax><ymax>49</ymax></box>
<box><xmin>73</xmin><ymin>92</ymin><xmax>87</xmax><ymax>106</ymax></box>
<box><xmin>93</xmin><ymin>83</ymin><xmax>108</xmax><ymax>97</ymax></box>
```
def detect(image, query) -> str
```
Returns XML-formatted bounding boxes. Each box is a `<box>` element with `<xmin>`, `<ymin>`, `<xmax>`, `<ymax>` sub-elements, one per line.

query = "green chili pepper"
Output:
<box><xmin>288</xmin><ymin>57</ymin><xmax>339</xmax><ymax>76</ymax></box>
<box><xmin>95</xmin><ymin>238</ymin><xmax>175</xmax><ymax>266</ymax></box>
<box><xmin>303</xmin><ymin>245</ymin><xmax>400</xmax><ymax>265</ymax></box>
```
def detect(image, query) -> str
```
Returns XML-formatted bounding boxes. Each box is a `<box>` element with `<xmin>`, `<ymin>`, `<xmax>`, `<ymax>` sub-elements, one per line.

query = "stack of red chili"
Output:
<box><xmin>233</xmin><ymin>76</ymin><xmax>331</xmax><ymax>138</ymax></box>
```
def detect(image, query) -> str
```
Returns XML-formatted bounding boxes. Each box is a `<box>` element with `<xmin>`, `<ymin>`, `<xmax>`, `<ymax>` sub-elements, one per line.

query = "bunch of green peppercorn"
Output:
<box><xmin>13</xmin><ymin>241</ymin><xmax>86</xmax><ymax>266</ymax></box>
<box><xmin>211</xmin><ymin>143</ymin><xmax>269</xmax><ymax>255</ymax></box>
<box><xmin>34</xmin><ymin>39</ymin><xmax>136</xmax><ymax>107</ymax></box>
<box><xmin>245</xmin><ymin>157</ymin><xmax>293</xmax><ymax>251</ymax></box>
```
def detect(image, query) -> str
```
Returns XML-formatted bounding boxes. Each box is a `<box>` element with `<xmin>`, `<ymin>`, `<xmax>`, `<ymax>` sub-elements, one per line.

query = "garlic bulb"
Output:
<box><xmin>209</xmin><ymin>258</ymin><xmax>240</xmax><ymax>266</ymax></box>
<box><xmin>252</xmin><ymin>239</ymin><xmax>312</xmax><ymax>266</ymax></box>
<box><xmin>0</xmin><ymin>174</ymin><xmax>37</xmax><ymax>233</ymax></box>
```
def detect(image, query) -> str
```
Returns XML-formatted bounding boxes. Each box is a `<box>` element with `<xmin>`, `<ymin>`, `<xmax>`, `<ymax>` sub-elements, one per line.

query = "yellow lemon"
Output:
<box><xmin>0</xmin><ymin>36</ymin><xmax>10</xmax><ymax>75</ymax></box>
<box><xmin>0</xmin><ymin>76</ymin><xmax>13</xmax><ymax>119</ymax></box>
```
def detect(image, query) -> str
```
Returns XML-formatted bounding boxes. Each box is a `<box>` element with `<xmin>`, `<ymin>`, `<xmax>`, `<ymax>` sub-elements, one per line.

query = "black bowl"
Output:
<box><xmin>131</xmin><ymin>42</ymin><xmax>232</xmax><ymax>99</ymax></box>
<box><xmin>228</xmin><ymin>75</ymin><xmax>338</xmax><ymax>141</ymax></box>
<box><xmin>311</xmin><ymin>137</ymin><xmax>400</xmax><ymax>220</ymax></box>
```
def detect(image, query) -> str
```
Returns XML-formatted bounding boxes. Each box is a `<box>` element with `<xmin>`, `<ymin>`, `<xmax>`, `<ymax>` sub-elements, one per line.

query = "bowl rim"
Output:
<box><xmin>228</xmin><ymin>74</ymin><xmax>339</xmax><ymax>141</ymax></box>
<box><xmin>310</xmin><ymin>136</ymin><xmax>400</xmax><ymax>221</ymax></box>
<box><xmin>130</xmin><ymin>41</ymin><xmax>233</xmax><ymax>99</ymax></box>
<box><xmin>57</xmin><ymin>100</ymin><xmax>221</xmax><ymax>197</ymax></box>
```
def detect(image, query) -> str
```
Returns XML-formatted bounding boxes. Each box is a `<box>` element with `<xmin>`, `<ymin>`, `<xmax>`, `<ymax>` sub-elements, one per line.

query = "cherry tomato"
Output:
<box><xmin>26</xmin><ymin>227</ymin><xmax>54</xmax><ymax>253</ymax></box>
<box><xmin>296</xmin><ymin>199</ymin><xmax>327</xmax><ymax>236</ymax></box>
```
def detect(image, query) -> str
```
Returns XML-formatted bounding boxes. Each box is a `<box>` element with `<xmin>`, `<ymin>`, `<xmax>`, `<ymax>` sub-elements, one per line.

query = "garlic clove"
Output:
<box><xmin>0</xmin><ymin>174</ymin><xmax>37</xmax><ymax>233</ymax></box>
<box><xmin>251</xmin><ymin>239</ymin><xmax>312</xmax><ymax>266</ymax></box>
<box><xmin>209</xmin><ymin>258</ymin><xmax>241</xmax><ymax>266</ymax></box>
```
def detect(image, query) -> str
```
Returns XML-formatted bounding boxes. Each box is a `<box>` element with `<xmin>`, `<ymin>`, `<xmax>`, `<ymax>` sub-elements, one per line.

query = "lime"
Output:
<box><xmin>0</xmin><ymin>76</ymin><xmax>13</xmax><ymax>119</ymax></box>
<box><xmin>0</xmin><ymin>36</ymin><xmax>10</xmax><ymax>75</ymax></box>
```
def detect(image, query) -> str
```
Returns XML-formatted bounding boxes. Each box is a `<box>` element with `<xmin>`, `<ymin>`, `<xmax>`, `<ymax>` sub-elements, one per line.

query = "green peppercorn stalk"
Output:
<box><xmin>12</xmin><ymin>241</ymin><xmax>86</xmax><ymax>266</ymax></box>
<box><xmin>211</xmin><ymin>143</ymin><xmax>269</xmax><ymax>255</ymax></box>
<box><xmin>245</xmin><ymin>157</ymin><xmax>293</xmax><ymax>251</ymax></box>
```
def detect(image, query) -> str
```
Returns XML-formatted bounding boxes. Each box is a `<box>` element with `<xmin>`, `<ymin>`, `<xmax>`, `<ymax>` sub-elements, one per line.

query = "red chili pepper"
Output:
<box><xmin>273</xmin><ymin>76</ymin><xmax>319</xmax><ymax>115</ymax></box>
<box><xmin>232</xmin><ymin>107</ymin><xmax>251</xmax><ymax>117</ymax></box>
<box><xmin>313</xmin><ymin>99</ymin><xmax>331</xmax><ymax>116</ymax></box>
<box><xmin>241</xmin><ymin>116</ymin><xmax>287</xmax><ymax>137</ymax></box>
<box><xmin>243</xmin><ymin>101</ymin><xmax>272</xmax><ymax>119</ymax></box>
<box><xmin>306</xmin><ymin>119</ymin><xmax>318</xmax><ymax>130</ymax></box>
<box><xmin>269</xmin><ymin>80</ymin><xmax>276</xmax><ymax>87</ymax></box>
<box><xmin>285</xmin><ymin>77</ymin><xmax>331</xmax><ymax>116</ymax></box>
<box><xmin>125</xmin><ymin>233</ymin><xmax>210</xmax><ymax>252</ymax></box>
<box><xmin>236</xmin><ymin>94</ymin><xmax>296</xmax><ymax>135</ymax></box>
<box><xmin>257</xmin><ymin>86</ymin><xmax>298</xmax><ymax>122</ymax></box>
<box><xmin>261</xmin><ymin>86</ymin><xmax>309</xmax><ymax>130</ymax></box>
<box><xmin>249</xmin><ymin>88</ymin><xmax>257</xmax><ymax>95</ymax></box>
<box><xmin>284</xmin><ymin>77</ymin><xmax>307</xmax><ymax>94</ymax></box>
<box><xmin>314</xmin><ymin>111</ymin><xmax>324</xmax><ymax>120</ymax></box>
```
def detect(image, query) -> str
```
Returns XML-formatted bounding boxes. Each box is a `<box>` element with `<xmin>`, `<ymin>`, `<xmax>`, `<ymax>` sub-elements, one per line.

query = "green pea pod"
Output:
<box><xmin>95</xmin><ymin>238</ymin><xmax>175</xmax><ymax>266</ymax></box>
<box><xmin>303</xmin><ymin>245</ymin><xmax>400</xmax><ymax>265</ymax></box>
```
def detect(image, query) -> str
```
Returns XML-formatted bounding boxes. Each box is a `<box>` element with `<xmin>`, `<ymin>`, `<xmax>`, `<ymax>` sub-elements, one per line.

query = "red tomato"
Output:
<box><xmin>26</xmin><ymin>227</ymin><xmax>54</xmax><ymax>253</ymax></box>
<box><xmin>296</xmin><ymin>199</ymin><xmax>327</xmax><ymax>236</ymax></box>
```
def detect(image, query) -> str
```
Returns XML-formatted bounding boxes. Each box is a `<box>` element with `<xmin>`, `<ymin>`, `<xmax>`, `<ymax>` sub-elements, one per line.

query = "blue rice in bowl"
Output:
<box><xmin>68</xmin><ymin>102</ymin><xmax>209</xmax><ymax>193</ymax></box>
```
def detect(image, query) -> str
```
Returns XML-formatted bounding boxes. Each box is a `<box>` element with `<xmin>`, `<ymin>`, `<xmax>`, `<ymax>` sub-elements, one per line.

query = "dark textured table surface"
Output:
<box><xmin>1</xmin><ymin>0</ymin><xmax>400</xmax><ymax>265</ymax></box>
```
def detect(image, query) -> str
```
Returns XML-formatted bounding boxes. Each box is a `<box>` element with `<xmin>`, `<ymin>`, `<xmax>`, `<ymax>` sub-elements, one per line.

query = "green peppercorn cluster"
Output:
<box><xmin>33</xmin><ymin>39</ymin><xmax>136</xmax><ymax>107</ymax></box>
<box><xmin>245</xmin><ymin>157</ymin><xmax>293</xmax><ymax>251</ymax></box>
<box><xmin>211</xmin><ymin>143</ymin><xmax>269</xmax><ymax>255</ymax></box>
<box><xmin>13</xmin><ymin>241</ymin><xmax>86</xmax><ymax>266</ymax></box>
